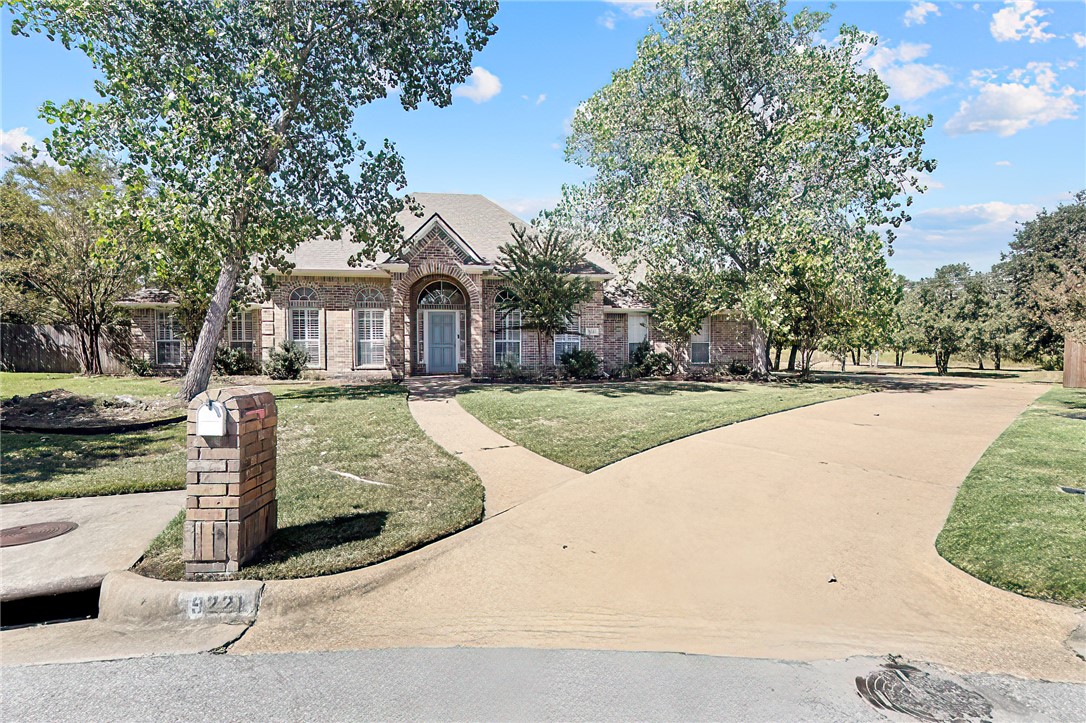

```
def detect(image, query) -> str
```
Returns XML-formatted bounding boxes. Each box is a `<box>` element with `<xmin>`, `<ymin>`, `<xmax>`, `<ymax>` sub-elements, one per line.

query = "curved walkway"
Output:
<box><xmin>405</xmin><ymin>377</ymin><xmax>582</xmax><ymax>516</ymax></box>
<box><xmin>237</xmin><ymin>377</ymin><xmax>1084</xmax><ymax>682</ymax></box>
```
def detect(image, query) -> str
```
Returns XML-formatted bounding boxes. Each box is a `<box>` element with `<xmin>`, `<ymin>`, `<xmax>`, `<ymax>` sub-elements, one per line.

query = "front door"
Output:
<box><xmin>428</xmin><ymin>311</ymin><xmax>458</xmax><ymax>373</ymax></box>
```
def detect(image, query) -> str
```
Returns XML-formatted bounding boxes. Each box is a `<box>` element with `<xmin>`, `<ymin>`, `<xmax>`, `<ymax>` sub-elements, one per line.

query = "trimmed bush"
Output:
<box><xmin>560</xmin><ymin>348</ymin><xmax>601</xmax><ymax>379</ymax></box>
<box><xmin>127</xmin><ymin>356</ymin><xmax>154</xmax><ymax>377</ymax></box>
<box><xmin>263</xmin><ymin>341</ymin><xmax>310</xmax><ymax>380</ymax></box>
<box><xmin>214</xmin><ymin>346</ymin><xmax>260</xmax><ymax>376</ymax></box>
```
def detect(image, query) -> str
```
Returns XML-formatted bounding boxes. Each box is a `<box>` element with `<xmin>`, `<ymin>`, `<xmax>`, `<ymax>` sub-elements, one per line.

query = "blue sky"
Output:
<box><xmin>2</xmin><ymin>1</ymin><xmax>1084</xmax><ymax>280</ymax></box>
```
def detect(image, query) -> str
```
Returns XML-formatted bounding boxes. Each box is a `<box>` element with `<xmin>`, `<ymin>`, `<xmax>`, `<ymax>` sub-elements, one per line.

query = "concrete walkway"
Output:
<box><xmin>1</xmin><ymin>490</ymin><xmax>185</xmax><ymax>601</ymax></box>
<box><xmin>236</xmin><ymin>377</ymin><xmax>1085</xmax><ymax>682</ymax></box>
<box><xmin>405</xmin><ymin>377</ymin><xmax>582</xmax><ymax>516</ymax></box>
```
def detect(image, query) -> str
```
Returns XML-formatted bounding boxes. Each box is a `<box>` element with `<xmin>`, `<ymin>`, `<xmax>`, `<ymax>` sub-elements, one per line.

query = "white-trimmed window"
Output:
<box><xmin>154</xmin><ymin>310</ymin><xmax>182</xmax><ymax>367</ymax></box>
<box><xmin>355</xmin><ymin>287</ymin><xmax>387</xmax><ymax>368</ymax></box>
<box><xmin>691</xmin><ymin>317</ymin><xmax>711</xmax><ymax>365</ymax></box>
<box><xmin>288</xmin><ymin>287</ymin><xmax>321</xmax><ymax>368</ymax></box>
<box><xmin>227</xmin><ymin>311</ymin><xmax>254</xmax><ymax>355</ymax></box>
<box><xmin>554</xmin><ymin>313</ymin><xmax>581</xmax><ymax>363</ymax></box>
<box><xmin>493</xmin><ymin>288</ymin><xmax>521</xmax><ymax>365</ymax></box>
<box><xmin>628</xmin><ymin>313</ymin><xmax>649</xmax><ymax>359</ymax></box>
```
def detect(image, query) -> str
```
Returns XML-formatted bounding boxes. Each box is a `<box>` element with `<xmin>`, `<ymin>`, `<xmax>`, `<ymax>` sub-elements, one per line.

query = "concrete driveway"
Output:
<box><xmin>234</xmin><ymin>378</ymin><xmax>1084</xmax><ymax>682</ymax></box>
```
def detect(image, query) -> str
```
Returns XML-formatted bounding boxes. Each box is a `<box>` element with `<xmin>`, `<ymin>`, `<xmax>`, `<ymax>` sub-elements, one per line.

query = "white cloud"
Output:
<box><xmin>862</xmin><ymin>40</ymin><xmax>952</xmax><ymax>101</ymax></box>
<box><xmin>598</xmin><ymin>12</ymin><xmax>616</xmax><ymax>30</ymax></box>
<box><xmin>990</xmin><ymin>1</ymin><xmax>1054</xmax><ymax>43</ymax></box>
<box><xmin>604</xmin><ymin>1</ymin><xmax>659</xmax><ymax>18</ymax></box>
<box><xmin>521</xmin><ymin>93</ymin><xmax>547</xmax><ymax>106</ymax></box>
<box><xmin>904</xmin><ymin>1</ymin><xmax>941</xmax><ymax>27</ymax></box>
<box><xmin>995</xmin><ymin>160</ymin><xmax>1013</xmax><ymax>166</ymax></box>
<box><xmin>497</xmin><ymin>196</ymin><xmax>560</xmax><ymax>221</ymax></box>
<box><xmin>1073</xmin><ymin>33</ymin><xmax>1086</xmax><ymax>49</ymax></box>
<box><xmin>453</xmin><ymin>67</ymin><xmax>502</xmax><ymax>104</ymax></box>
<box><xmin>0</xmin><ymin>127</ymin><xmax>36</xmax><ymax>168</ymax></box>
<box><xmin>945</xmin><ymin>62</ymin><xmax>1079</xmax><ymax>136</ymax></box>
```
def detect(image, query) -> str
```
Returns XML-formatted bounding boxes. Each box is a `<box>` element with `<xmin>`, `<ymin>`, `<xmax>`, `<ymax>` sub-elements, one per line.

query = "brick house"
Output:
<box><xmin>118</xmin><ymin>193</ymin><xmax>754</xmax><ymax>378</ymax></box>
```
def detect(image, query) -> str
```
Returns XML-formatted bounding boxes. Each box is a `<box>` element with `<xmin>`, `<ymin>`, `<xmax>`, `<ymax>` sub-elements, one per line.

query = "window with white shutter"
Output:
<box><xmin>155</xmin><ymin>310</ymin><xmax>182</xmax><ymax>367</ymax></box>
<box><xmin>493</xmin><ymin>289</ymin><xmax>521</xmax><ymax>365</ymax></box>
<box><xmin>288</xmin><ymin>287</ymin><xmax>321</xmax><ymax>368</ymax></box>
<box><xmin>355</xmin><ymin>287</ymin><xmax>387</xmax><ymax>368</ymax></box>
<box><xmin>554</xmin><ymin>313</ymin><xmax>581</xmax><ymax>364</ymax></box>
<box><xmin>628</xmin><ymin>313</ymin><xmax>649</xmax><ymax>360</ymax></box>
<box><xmin>227</xmin><ymin>311</ymin><xmax>253</xmax><ymax>356</ymax></box>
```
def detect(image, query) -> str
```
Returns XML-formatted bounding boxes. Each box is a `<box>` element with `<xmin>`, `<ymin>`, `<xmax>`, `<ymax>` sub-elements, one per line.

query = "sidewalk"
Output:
<box><xmin>405</xmin><ymin>377</ymin><xmax>582</xmax><ymax>517</ymax></box>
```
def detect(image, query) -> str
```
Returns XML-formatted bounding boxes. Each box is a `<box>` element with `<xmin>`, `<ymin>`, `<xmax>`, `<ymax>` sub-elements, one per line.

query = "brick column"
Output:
<box><xmin>184</xmin><ymin>386</ymin><xmax>277</xmax><ymax>578</ymax></box>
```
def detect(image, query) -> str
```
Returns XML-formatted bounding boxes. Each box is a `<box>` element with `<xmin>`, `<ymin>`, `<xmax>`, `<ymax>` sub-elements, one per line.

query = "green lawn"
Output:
<box><xmin>937</xmin><ymin>385</ymin><xmax>1086</xmax><ymax>606</ymax></box>
<box><xmin>1</xmin><ymin>373</ymin><xmax>484</xmax><ymax>580</ymax></box>
<box><xmin>457</xmin><ymin>380</ymin><xmax>868</xmax><ymax>472</ymax></box>
<box><xmin>2</xmin><ymin>373</ymin><xmax>189</xmax><ymax>502</ymax></box>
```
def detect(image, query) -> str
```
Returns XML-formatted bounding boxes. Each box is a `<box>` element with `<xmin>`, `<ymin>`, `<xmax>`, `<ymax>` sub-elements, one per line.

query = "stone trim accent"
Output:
<box><xmin>184</xmin><ymin>387</ymin><xmax>277</xmax><ymax>578</ymax></box>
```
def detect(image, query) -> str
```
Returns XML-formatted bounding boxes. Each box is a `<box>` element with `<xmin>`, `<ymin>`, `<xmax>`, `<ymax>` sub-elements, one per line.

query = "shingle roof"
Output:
<box><xmin>282</xmin><ymin>193</ymin><xmax>616</xmax><ymax>276</ymax></box>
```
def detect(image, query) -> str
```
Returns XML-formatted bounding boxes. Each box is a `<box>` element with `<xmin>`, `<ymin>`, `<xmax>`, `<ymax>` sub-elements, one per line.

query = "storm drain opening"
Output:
<box><xmin>856</xmin><ymin>662</ymin><xmax>993</xmax><ymax>722</ymax></box>
<box><xmin>0</xmin><ymin>587</ymin><xmax>100</xmax><ymax>631</ymax></box>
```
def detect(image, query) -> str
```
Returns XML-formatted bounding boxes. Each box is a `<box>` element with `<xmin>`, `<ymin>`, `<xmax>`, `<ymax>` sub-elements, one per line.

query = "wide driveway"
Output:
<box><xmin>236</xmin><ymin>378</ymin><xmax>1084</xmax><ymax>681</ymax></box>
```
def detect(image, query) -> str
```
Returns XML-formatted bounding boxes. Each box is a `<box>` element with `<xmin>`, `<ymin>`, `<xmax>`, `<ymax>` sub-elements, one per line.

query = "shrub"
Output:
<box><xmin>560</xmin><ymin>348</ymin><xmax>601</xmax><ymax>379</ymax></box>
<box><xmin>496</xmin><ymin>359</ymin><xmax>534</xmax><ymax>382</ymax></box>
<box><xmin>626</xmin><ymin>340</ymin><xmax>675</xmax><ymax>377</ymax></box>
<box><xmin>127</xmin><ymin>356</ymin><xmax>153</xmax><ymax>377</ymax></box>
<box><xmin>726</xmin><ymin>359</ymin><xmax>751</xmax><ymax>377</ymax></box>
<box><xmin>263</xmin><ymin>341</ymin><xmax>309</xmax><ymax>380</ymax></box>
<box><xmin>214</xmin><ymin>346</ymin><xmax>261</xmax><ymax>376</ymax></box>
<box><xmin>1038</xmin><ymin>354</ymin><xmax>1064</xmax><ymax>371</ymax></box>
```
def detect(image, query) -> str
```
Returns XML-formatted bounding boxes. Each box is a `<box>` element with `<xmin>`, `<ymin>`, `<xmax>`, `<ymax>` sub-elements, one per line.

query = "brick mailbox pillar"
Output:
<box><xmin>184</xmin><ymin>386</ymin><xmax>277</xmax><ymax>578</ymax></box>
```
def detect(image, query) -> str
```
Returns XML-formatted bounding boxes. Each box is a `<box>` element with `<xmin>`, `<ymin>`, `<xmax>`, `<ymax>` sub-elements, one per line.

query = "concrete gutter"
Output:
<box><xmin>99</xmin><ymin>571</ymin><xmax>264</xmax><ymax>626</ymax></box>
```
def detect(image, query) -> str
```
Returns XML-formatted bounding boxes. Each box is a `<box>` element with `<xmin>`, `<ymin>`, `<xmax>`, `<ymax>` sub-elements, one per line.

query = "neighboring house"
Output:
<box><xmin>117</xmin><ymin>193</ymin><xmax>754</xmax><ymax>377</ymax></box>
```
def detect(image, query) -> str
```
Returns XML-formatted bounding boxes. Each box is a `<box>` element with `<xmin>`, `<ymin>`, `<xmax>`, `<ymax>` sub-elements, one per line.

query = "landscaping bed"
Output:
<box><xmin>1</xmin><ymin>389</ymin><xmax>185</xmax><ymax>433</ymax></box>
<box><xmin>936</xmin><ymin>385</ymin><xmax>1086</xmax><ymax>606</ymax></box>
<box><xmin>457</xmin><ymin>379</ymin><xmax>868</xmax><ymax>472</ymax></box>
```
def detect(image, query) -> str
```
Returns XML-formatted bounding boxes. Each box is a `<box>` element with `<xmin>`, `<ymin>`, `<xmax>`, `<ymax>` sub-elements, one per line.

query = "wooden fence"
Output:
<box><xmin>0</xmin><ymin>324</ymin><xmax>130</xmax><ymax>375</ymax></box>
<box><xmin>1065</xmin><ymin>338</ymin><xmax>1086</xmax><ymax>388</ymax></box>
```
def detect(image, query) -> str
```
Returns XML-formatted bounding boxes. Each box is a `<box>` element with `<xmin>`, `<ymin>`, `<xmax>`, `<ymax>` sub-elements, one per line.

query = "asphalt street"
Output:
<box><xmin>3</xmin><ymin>647</ymin><xmax>1083</xmax><ymax>721</ymax></box>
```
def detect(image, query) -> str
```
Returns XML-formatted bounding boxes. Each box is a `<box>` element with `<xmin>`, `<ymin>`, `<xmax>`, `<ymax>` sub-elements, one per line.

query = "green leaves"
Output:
<box><xmin>560</xmin><ymin>0</ymin><xmax>935</xmax><ymax>372</ymax></box>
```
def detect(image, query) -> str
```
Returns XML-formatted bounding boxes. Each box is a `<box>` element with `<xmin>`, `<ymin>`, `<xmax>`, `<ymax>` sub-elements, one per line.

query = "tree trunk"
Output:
<box><xmin>978</xmin><ymin>357</ymin><xmax>984</xmax><ymax>370</ymax></box>
<box><xmin>994</xmin><ymin>348</ymin><xmax>1001</xmax><ymax>370</ymax></box>
<box><xmin>772</xmin><ymin>343</ymin><xmax>782</xmax><ymax>371</ymax></box>
<box><xmin>179</xmin><ymin>256</ymin><xmax>242</xmax><ymax>401</ymax></box>
<box><xmin>786</xmin><ymin>344</ymin><xmax>798</xmax><ymax>371</ymax></box>
<box><xmin>750</xmin><ymin>324</ymin><xmax>769</xmax><ymax>377</ymax></box>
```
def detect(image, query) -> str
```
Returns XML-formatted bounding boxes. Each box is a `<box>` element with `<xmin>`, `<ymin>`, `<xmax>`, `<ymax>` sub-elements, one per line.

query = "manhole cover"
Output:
<box><xmin>856</xmin><ymin>663</ymin><xmax>992</xmax><ymax>722</ymax></box>
<box><xmin>0</xmin><ymin>521</ymin><xmax>79</xmax><ymax>547</ymax></box>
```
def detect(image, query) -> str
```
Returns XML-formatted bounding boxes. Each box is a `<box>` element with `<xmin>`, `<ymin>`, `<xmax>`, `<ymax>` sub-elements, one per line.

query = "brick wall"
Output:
<box><xmin>184</xmin><ymin>386</ymin><xmax>277</xmax><ymax>577</ymax></box>
<box><xmin>602</xmin><ymin>313</ymin><xmax>627</xmax><ymax>370</ymax></box>
<box><xmin>266</xmin><ymin>276</ymin><xmax>392</xmax><ymax>372</ymax></box>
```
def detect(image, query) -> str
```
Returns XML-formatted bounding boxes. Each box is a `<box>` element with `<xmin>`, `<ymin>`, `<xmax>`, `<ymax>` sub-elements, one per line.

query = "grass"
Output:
<box><xmin>135</xmin><ymin>383</ymin><xmax>483</xmax><ymax>580</ymax></box>
<box><xmin>457</xmin><ymin>379</ymin><xmax>868</xmax><ymax>472</ymax></box>
<box><xmin>936</xmin><ymin>385</ymin><xmax>1086</xmax><ymax>606</ymax></box>
<box><xmin>2</xmin><ymin>373</ymin><xmax>189</xmax><ymax>502</ymax></box>
<box><xmin>1</xmin><ymin>373</ymin><xmax>483</xmax><ymax>580</ymax></box>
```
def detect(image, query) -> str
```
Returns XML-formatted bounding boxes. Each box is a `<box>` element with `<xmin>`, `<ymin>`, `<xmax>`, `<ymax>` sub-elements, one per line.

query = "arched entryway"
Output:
<box><xmin>412</xmin><ymin>278</ymin><xmax>469</xmax><ymax>374</ymax></box>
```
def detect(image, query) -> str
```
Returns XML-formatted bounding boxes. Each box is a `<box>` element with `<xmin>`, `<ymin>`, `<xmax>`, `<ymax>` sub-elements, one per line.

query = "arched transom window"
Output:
<box><xmin>417</xmin><ymin>280</ymin><xmax>465</xmax><ymax>308</ymax></box>
<box><xmin>493</xmin><ymin>288</ymin><xmax>521</xmax><ymax>365</ymax></box>
<box><xmin>356</xmin><ymin>287</ymin><xmax>387</xmax><ymax>368</ymax></box>
<box><xmin>288</xmin><ymin>286</ymin><xmax>320</xmax><ymax>367</ymax></box>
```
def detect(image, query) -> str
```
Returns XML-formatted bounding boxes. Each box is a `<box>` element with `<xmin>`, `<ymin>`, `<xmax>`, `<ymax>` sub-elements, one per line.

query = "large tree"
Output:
<box><xmin>495</xmin><ymin>224</ymin><xmax>594</xmax><ymax>366</ymax></box>
<box><xmin>12</xmin><ymin>0</ymin><xmax>498</xmax><ymax>398</ymax></box>
<box><xmin>912</xmin><ymin>263</ymin><xmax>971</xmax><ymax>375</ymax></box>
<box><xmin>561</xmin><ymin>0</ymin><xmax>934</xmax><ymax>375</ymax></box>
<box><xmin>1004</xmin><ymin>191</ymin><xmax>1086</xmax><ymax>358</ymax></box>
<box><xmin>638</xmin><ymin>266</ymin><xmax>727</xmax><ymax>369</ymax></box>
<box><xmin>0</xmin><ymin>155</ymin><xmax>140</xmax><ymax>374</ymax></box>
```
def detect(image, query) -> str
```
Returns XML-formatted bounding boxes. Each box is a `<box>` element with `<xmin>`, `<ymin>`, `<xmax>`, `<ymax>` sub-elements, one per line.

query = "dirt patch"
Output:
<box><xmin>1</xmin><ymin>390</ymin><xmax>184</xmax><ymax>433</ymax></box>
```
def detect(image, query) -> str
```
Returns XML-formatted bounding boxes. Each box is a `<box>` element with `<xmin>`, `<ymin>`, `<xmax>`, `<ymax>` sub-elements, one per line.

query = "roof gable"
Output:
<box><xmin>397</xmin><ymin>213</ymin><xmax>486</xmax><ymax>266</ymax></box>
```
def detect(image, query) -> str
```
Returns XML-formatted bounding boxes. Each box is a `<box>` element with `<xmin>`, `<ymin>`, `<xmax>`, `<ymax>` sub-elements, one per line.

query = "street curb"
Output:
<box><xmin>98</xmin><ymin>571</ymin><xmax>264</xmax><ymax>626</ymax></box>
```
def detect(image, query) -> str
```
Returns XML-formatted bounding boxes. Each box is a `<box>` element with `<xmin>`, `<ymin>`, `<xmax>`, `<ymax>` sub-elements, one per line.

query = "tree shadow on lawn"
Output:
<box><xmin>251</xmin><ymin>511</ymin><xmax>388</xmax><ymax>569</ymax></box>
<box><xmin>466</xmin><ymin>381</ymin><xmax>730</xmax><ymax>399</ymax></box>
<box><xmin>809</xmin><ymin>371</ymin><xmax>984</xmax><ymax>393</ymax></box>
<box><xmin>918</xmin><ymin>370</ymin><xmax>1020</xmax><ymax>379</ymax></box>
<box><xmin>0</xmin><ymin>424</ymin><xmax>184</xmax><ymax>487</ymax></box>
<box><xmin>274</xmin><ymin>383</ymin><xmax>405</xmax><ymax>404</ymax></box>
